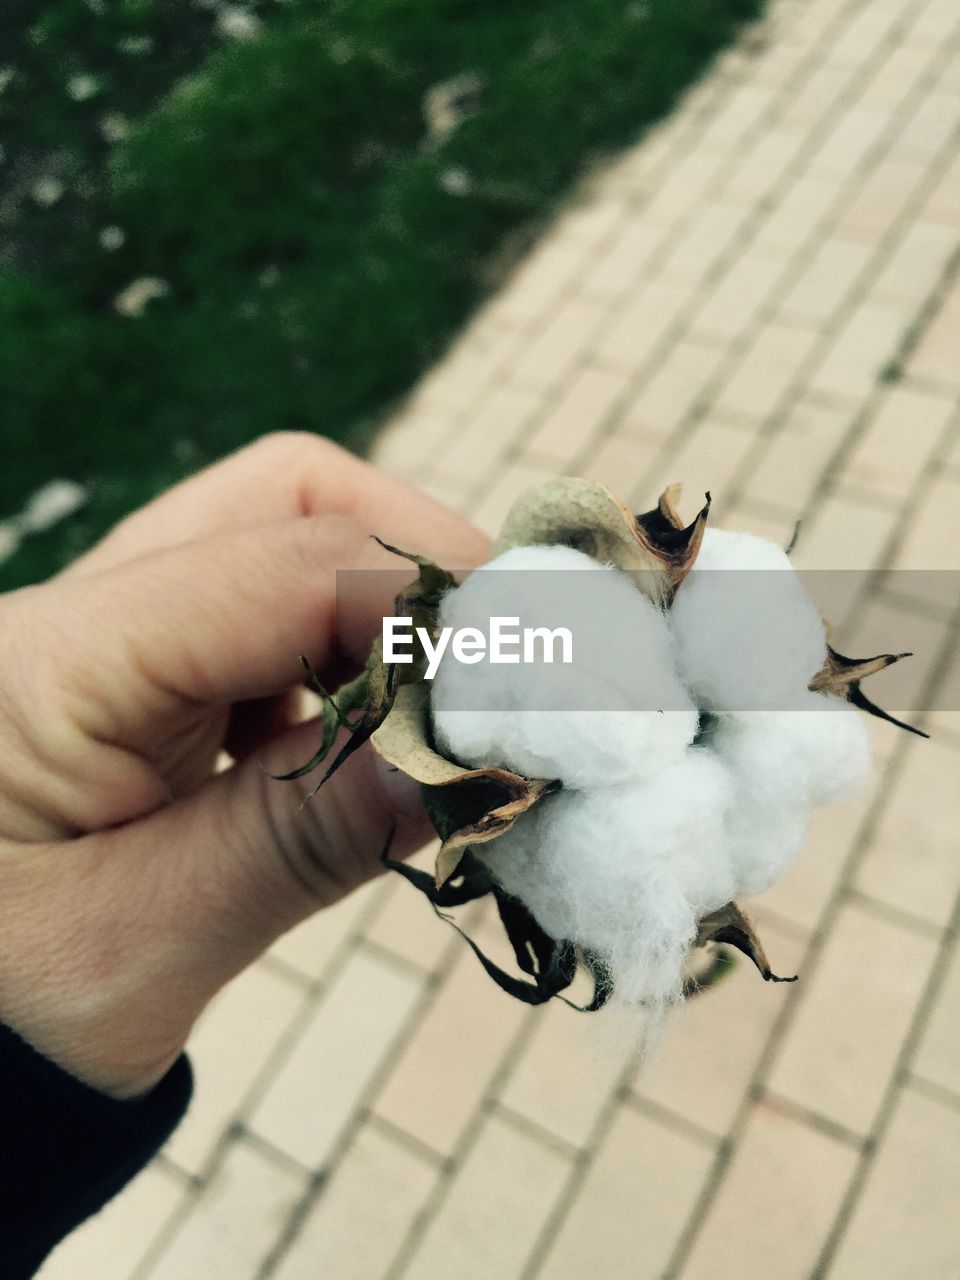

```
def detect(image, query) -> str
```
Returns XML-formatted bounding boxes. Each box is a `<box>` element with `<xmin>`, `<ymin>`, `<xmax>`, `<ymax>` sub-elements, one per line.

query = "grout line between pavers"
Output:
<box><xmin>752</xmin><ymin>1086</ymin><xmax>872</xmax><ymax>1152</ymax></box>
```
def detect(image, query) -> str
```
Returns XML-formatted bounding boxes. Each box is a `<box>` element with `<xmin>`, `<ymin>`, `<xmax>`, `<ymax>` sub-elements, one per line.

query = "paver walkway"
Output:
<box><xmin>39</xmin><ymin>0</ymin><xmax>960</xmax><ymax>1276</ymax></box>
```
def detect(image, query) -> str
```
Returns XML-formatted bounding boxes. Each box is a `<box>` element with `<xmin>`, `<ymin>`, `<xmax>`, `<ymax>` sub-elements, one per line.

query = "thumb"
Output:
<box><xmin>0</xmin><ymin>720</ymin><xmax>433</xmax><ymax>1097</ymax></box>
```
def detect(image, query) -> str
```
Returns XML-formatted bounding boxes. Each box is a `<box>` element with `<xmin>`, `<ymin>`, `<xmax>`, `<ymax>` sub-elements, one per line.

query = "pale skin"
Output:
<box><xmin>0</xmin><ymin>433</ymin><xmax>490</xmax><ymax>1099</ymax></box>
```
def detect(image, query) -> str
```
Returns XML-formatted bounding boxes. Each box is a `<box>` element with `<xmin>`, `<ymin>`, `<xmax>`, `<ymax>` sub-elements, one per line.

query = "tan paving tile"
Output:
<box><xmin>810</xmin><ymin>304</ymin><xmax>906</xmax><ymax>401</ymax></box>
<box><xmin>754</xmin><ymin>173</ymin><xmax>843</xmax><ymax>254</ymax></box>
<box><xmin>856</xmin><ymin>734</ymin><xmax>960</xmax><ymax>927</ymax></box>
<box><xmin>764</xmin><ymin>902</ymin><xmax>937</xmax><ymax>1135</ymax></box>
<box><xmin>870</xmin><ymin>219</ymin><xmax>960</xmax><ymax>309</ymax></box>
<box><xmin>580</xmin><ymin>219</ymin><xmax>668</xmax><ymax>301</ymax></box>
<box><xmin>363</xmin><ymin>843</ymin><xmax>460</xmax><ymax>972</ymax></box>
<box><xmin>370</xmin><ymin>409</ymin><xmax>458</xmax><ymax>480</ymax></box>
<box><xmin>268</xmin><ymin>879</ymin><xmax>384</xmax><ymax>981</ymax></box>
<box><xmin>165</xmin><ymin>963</ymin><xmax>305</xmax><ymax>1177</ymax></box>
<box><xmin>833</xmin><ymin>593</ymin><xmax>950</xmax><ymax>719</ymax></box>
<box><xmin>779</xmin><ymin>237</ymin><xmax>873</xmax><ymax>326</ymax></box>
<box><xmin>271</xmin><ymin>1122</ymin><xmax>438</xmax><ymax>1280</ymax></box>
<box><xmin>640</xmin><ymin>148</ymin><xmax>731</xmax><ymax>226</ymax></box>
<box><xmin>143</xmin><ymin>1141</ymin><xmax>305</xmax><ymax>1280</ymax></box>
<box><xmin>779</xmin><ymin>64</ymin><xmax>850</xmax><ymax>130</ymax></box>
<box><xmin>509</xmin><ymin>297</ymin><xmax>608</xmax><ymax>393</ymax></box>
<box><xmin>840</xmin><ymin>386</ymin><xmax>954</xmax><ymax>503</ymax></box>
<box><xmin>535</xmin><ymin>1105</ymin><xmax>715</xmax><ymax>1280</ymax></box>
<box><xmin>372</xmin><ymin>915</ymin><xmax>528</xmax><ymax>1158</ymax></box>
<box><xmin>579</xmin><ymin>431</ymin><xmax>661</xmax><ymax>500</ymax></box>
<box><xmin>657</xmin><ymin>202</ymin><xmax>751</xmax><ymax>288</ymax></box>
<box><xmin>595</xmin><ymin>277</ymin><xmax>691</xmax><ymax>373</ymax></box>
<box><xmin>397</xmin><ymin>1113</ymin><xmax>572</xmax><ymax>1280</ymax></box>
<box><xmin>833</xmin><ymin>157</ymin><xmax>928</xmax><ymax>242</ymax></box>
<box><xmin>490</xmin><ymin>240</ymin><xmax>592</xmax><ymax>329</ymax></box>
<box><xmin>435</xmin><ymin>384</ymin><xmax>542</xmax><ymax>481</ymax></box>
<box><xmin>912</xmin><ymin>938</ymin><xmax>960</xmax><ymax>1097</ymax></box>
<box><xmin>911</xmin><ymin>0</ymin><xmax>960</xmax><ymax>44</ymax></box>
<box><xmin>553</xmin><ymin>192</ymin><xmax>632</xmax><ymax>251</ymax></box>
<box><xmin>889</xmin><ymin>91</ymin><xmax>960</xmax><ymax>164</ymax></box>
<box><xmin>248</xmin><ymin>947</ymin><xmax>425</xmax><ymax>1168</ymax></box>
<box><xmin>791</xmin><ymin>491</ymin><xmax>895</xmax><ymax>570</ymax></box>
<box><xmin>740</xmin><ymin>399</ymin><xmax>852</xmax><ymax>513</ymax></box>
<box><xmin>904</xmin><ymin>288</ymin><xmax>960</xmax><ymax>385</ymax></box>
<box><xmin>808</xmin><ymin>105</ymin><xmax>891</xmax><ymax>179</ymax></box>
<box><xmin>621</xmin><ymin>341</ymin><xmax>727</xmax><ymax>438</ymax></box>
<box><xmin>924</xmin><ymin>148</ymin><xmax>960</xmax><ymax>226</ymax></box>
<box><xmin>498</xmin><ymin>994</ymin><xmax>636</xmax><ymax>1151</ymax></box>
<box><xmin>714</xmin><ymin>322</ymin><xmax>819</xmax><ymax>423</ymax></box>
<box><xmin>829</xmin><ymin>1087</ymin><xmax>960</xmax><ymax>1280</ymax></box>
<box><xmin>633</xmin><ymin>917</ymin><xmax>806</xmax><ymax>1139</ymax></box>
<box><xmin>825</xmin><ymin>0</ymin><xmax>904</xmax><ymax>71</ymax></box>
<box><xmin>860</xmin><ymin>37</ymin><xmax>938</xmax><ymax>109</ymax></box>
<box><xmin>720</xmin><ymin>128</ymin><xmax>806</xmax><ymax>203</ymax></box>
<box><xmin>676</xmin><ymin>1101</ymin><xmax>859</xmax><ymax>1280</ymax></box>
<box><xmin>37</xmin><ymin>1164</ymin><xmax>185</xmax><ymax>1280</ymax></box>
<box><xmin>889</xmin><ymin>472</ymin><xmax>960</xmax><ymax>608</ymax></box>
<box><xmin>700</xmin><ymin>84</ymin><xmax>776</xmax><ymax>148</ymax></box>
<box><xmin>526</xmin><ymin>366</ymin><xmax>629</xmax><ymax>467</ymax></box>
<box><xmin>690</xmin><ymin>250</ymin><xmax>787</xmax><ymax>343</ymax></box>
<box><xmin>469</xmin><ymin>459</ymin><xmax>563</xmax><ymax>538</ymax></box>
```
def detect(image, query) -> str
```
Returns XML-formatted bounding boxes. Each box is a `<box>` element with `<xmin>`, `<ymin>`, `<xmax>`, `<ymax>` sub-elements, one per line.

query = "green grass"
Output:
<box><xmin>2</xmin><ymin>0</ymin><xmax>762</xmax><ymax>589</ymax></box>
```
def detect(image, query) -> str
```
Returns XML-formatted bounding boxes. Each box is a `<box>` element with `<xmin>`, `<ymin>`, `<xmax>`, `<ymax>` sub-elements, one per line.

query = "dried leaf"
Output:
<box><xmin>635</xmin><ymin>484</ymin><xmax>712</xmax><ymax>602</ymax></box>
<box><xmin>695</xmin><ymin>902</ymin><xmax>797</xmax><ymax>983</ymax></box>
<box><xmin>809</xmin><ymin>644</ymin><xmax>929</xmax><ymax>738</ymax></box>
<box><xmin>371</xmin><ymin>682</ymin><xmax>557</xmax><ymax>885</ymax></box>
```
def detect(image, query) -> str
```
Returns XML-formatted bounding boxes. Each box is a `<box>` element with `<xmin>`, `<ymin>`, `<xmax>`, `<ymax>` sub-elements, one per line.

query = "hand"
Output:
<box><xmin>0</xmin><ymin>433</ymin><xmax>489</xmax><ymax>1098</ymax></box>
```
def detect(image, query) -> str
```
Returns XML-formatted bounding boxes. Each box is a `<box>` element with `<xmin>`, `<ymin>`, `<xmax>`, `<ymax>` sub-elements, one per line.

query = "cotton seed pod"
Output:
<box><xmin>283</xmin><ymin>478</ymin><xmax>926</xmax><ymax>1011</ymax></box>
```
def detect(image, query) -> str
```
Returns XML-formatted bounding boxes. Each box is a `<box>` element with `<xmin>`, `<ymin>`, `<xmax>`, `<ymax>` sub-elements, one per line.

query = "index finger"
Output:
<box><xmin>65</xmin><ymin>432</ymin><xmax>488</xmax><ymax>577</ymax></box>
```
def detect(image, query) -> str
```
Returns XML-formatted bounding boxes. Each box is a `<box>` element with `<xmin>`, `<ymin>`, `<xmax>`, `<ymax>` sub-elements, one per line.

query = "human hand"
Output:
<box><xmin>0</xmin><ymin>433</ymin><xmax>489</xmax><ymax>1099</ymax></box>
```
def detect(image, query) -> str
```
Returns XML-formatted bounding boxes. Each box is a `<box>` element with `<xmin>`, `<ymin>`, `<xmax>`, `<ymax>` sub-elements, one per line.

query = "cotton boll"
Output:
<box><xmin>431</xmin><ymin>544</ymin><xmax>698</xmax><ymax>788</ymax></box>
<box><xmin>708</xmin><ymin>692</ymin><xmax>870</xmax><ymax>895</ymax></box>
<box><xmin>479</xmin><ymin>750</ymin><xmax>736</xmax><ymax>1007</ymax></box>
<box><xmin>670</xmin><ymin>528</ymin><xmax>827</xmax><ymax>713</ymax></box>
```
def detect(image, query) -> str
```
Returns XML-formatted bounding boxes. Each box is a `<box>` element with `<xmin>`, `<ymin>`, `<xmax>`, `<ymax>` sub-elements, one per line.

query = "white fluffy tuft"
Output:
<box><xmin>669</xmin><ymin>528</ymin><xmax>827</xmax><ymax>712</ymax></box>
<box><xmin>427</xmin><ymin>530</ymin><xmax>870</xmax><ymax>1009</ymax></box>
<box><xmin>431</xmin><ymin>544</ymin><xmax>698</xmax><ymax>789</ymax></box>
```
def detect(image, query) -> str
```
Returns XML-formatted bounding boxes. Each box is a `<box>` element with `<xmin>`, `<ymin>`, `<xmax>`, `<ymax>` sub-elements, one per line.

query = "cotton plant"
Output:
<box><xmin>282</xmin><ymin>478</ymin><xmax>925</xmax><ymax>1013</ymax></box>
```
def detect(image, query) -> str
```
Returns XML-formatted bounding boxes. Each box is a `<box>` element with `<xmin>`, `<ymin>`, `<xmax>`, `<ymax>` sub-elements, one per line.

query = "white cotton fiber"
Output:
<box><xmin>479</xmin><ymin>748</ymin><xmax>736</xmax><ymax>1007</ymax></box>
<box><xmin>431</xmin><ymin>544</ymin><xmax>698</xmax><ymax>788</ymax></box>
<box><xmin>669</xmin><ymin>528</ymin><xmax>827</xmax><ymax>713</ymax></box>
<box><xmin>706</xmin><ymin>691</ymin><xmax>870</xmax><ymax>895</ymax></box>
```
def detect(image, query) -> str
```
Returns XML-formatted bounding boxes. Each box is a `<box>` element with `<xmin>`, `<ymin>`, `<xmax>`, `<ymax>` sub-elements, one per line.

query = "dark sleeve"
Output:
<box><xmin>0</xmin><ymin>1021</ymin><xmax>193</xmax><ymax>1279</ymax></box>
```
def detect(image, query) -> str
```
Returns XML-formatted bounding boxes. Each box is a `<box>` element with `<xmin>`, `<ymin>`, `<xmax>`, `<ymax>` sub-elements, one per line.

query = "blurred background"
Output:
<box><xmin>7</xmin><ymin>0</ymin><xmax>960</xmax><ymax>1276</ymax></box>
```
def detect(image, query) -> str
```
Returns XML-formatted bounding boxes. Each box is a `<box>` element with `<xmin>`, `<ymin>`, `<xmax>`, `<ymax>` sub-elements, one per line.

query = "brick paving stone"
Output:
<box><xmin>268</xmin><ymin>878</ymin><xmax>384</xmax><ymax>981</ymax></box>
<box><xmin>621</xmin><ymin>341</ymin><xmax>727</xmax><ymax>438</ymax></box>
<box><xmin>371</xmin><ymin>917</ymin><xmax>528</xmax><ymax>1158</ymax></box>
<box><xmin>911</xmin><ymin>936</ymin><xmax>960</xmax><ymax>1098</ymax></box>
<box><xmin>855</xmin><ymin>735</ymin><xmax>960</xmax><ymax>927</ymax></box>
<box><xmin>779</xmin><ymin>237</ymin><xmax>873</xmax><ymax>326</ymax></box>
<box><xmin>714</xmin><ymin>322</ymin><xmax>819</xmax><ymax>422</ymax></box>
<box><xmin>533</xmin><ymin>1105</ymin><xmax>715</xmax><ymax>1280</ymax></box>
<box><xmin>657</xmin><ymin>203</ymin><xmax>751</xmax><ymax>288</ymax></box>
<box><xmin>396</xmin><ymin>1114</ymin><xmax>572</xmax><ymax>1280</ymax></box>
<box><xmin>165</xmin><ymin>963</ymin><xmax>305</xmax><ymax>1178</ymax></box>
<box><xmin>764</xmin><ymin>901</ymin><xmax>938</xmax><ymax>1136</ymax></box>
<box><xmin>808</xmin><ymin>105</ymin><xmax>891</xmax><ymax>179</ymax></box>
<box><xmin>509</xmin><ymin>297</ymin><xmax>608</xmax><ymax>393</ymax></box>
<box><xmin>489</xmin><ymin>241</ymin><xmax>592</xmax><ymax>329</ymax></box>
<box><xmin>270</xmin><ymin>1122</ymin><xmax>438</xmax><ymax>1280</ymax></box>
<box><xmin>580</xmin><ymin>220</ymin><xmax>668</xmax><ymax>301</ymax></box>
<box><xmin>434</xmin><ymin>384</ymin><xmax>542</xmax><ymax>482</ymax></box>
<box><xmin>525</xmin><ymin>366</ymin><xmax>629</xmax><ymax>467</ymax></box>
<box><xmin>248</xmin><ymin>948</ymin><xmax>425</xmax><ymax>1169</ymax></box>
<box><xmin>904</xmin><ymin>286</ymin><xmax>960</xmax><ymax>385</ymax></box>
<box><xmin>754</xmin><ymin>173</ymin><xmax>842</xmax><ymax>255</ymax></box>
<box><xmin>596</xmin><ymin>278</ymin><xmax>692</xmax><ymax>374</ymax></box>
<box><xmin>839</xmin><ymin>386</ymin><xmax>954</xmax><ymax>504</ymax></box>
<box><xmin>740</xmin><ymin>399</ymin><xmax>853</xmax><ymax>513</ymax></box>
<box><xmin>690</xmin><ymin>250</ymin><xmax>787</xmax><ymax>343</ymax></box>
<box><xmin>829</xmin><ymin>1087</ymin><xmax>960</xmax><ymax>1280</ymax></box>
<box><xmin>833</xmin><ymin>158</ymin><xmax>929</xmax><ymax>242</ymax></box>
<box><xmin>810</xmin><ymin>304</ymin><xmax>907</xmax><ymax>401</ymax></box>
<box><xmin>498</xmin><ymin>991</ymin><xmax>637</xmax><ymax>1151</ymax></box>
<box><xmin>790</xmin><ymin>491</ymin><xmax>896</xmax><ymax>572</ymax></box>
<box><xmin>869</xmin><ymin>219</ymin><xmax>960</xmax><ymax>309</ymax></box>
<box><xmin>363</xmin><ymin>843</ymin><xmax>461</xmax><ymax>973</ymax></box>
<box><xmin>924</xmin><ymin>148</ymin><xmax>960</xmax><ymax>226</ymax></box>
<box><xmin>643</xmin><ymin>418</ymin><xmax>757</xmax><ymax>521</ymax></box>
<box><xmin>675</xmin><ymin>1101</ymin><xmax>859</xmax><ymax>1280</ymax></box>
<box><xmin>37</xmin><ymin>1165</ymin><xmax>185</xmax><ymax>1280</ymax></box>
<box><xmin>143</xmin><ymin>1141</ymin><xmax>305</xmax><ymax>1280</ymax></box>
<box><xmin>633</xmin><ymin>916</ymin><xmax>807</xmax><ymax>1139</ymax></box>
<box><xmin>579</xmin><ymin>432</ymin><xmax>661</xmax><ymax>500</ymax></box>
